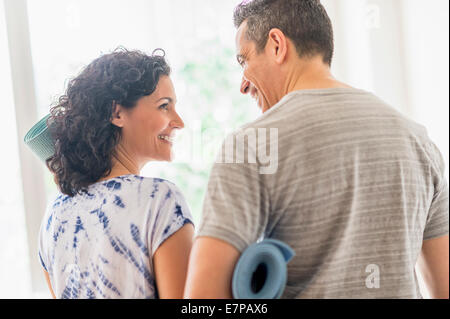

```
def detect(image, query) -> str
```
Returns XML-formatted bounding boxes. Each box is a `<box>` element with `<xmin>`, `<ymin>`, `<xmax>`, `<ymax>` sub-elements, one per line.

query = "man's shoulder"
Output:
<box><xmin>238</xmin><ymin>88</ymin><xmax>429</xmax><ymax>136</ymax></box>
<box><xmin>236</xmin><ymin>87</ymin><xmax>374</xmax><ymax>128</ymax></box>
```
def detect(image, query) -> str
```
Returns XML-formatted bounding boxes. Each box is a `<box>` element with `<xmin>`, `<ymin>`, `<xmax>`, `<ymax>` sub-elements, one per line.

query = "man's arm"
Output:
<box><xmin>183</xmin><ymin>236</ymin><xmax>241</xmax><ymax>299</ymax></box>
<box><xmin>417</xmin><ymin>234</ymin><xmax>449</xmax><ymax>299</ymax></box>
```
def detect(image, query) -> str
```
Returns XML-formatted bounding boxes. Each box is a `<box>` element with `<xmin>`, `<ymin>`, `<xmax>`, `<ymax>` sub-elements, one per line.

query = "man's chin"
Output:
<box><xmin>255</xmin><ymin>98</ymin><xmax>264</xmax><ymax>112</ymax></box>
<box><xmin>259</xmin><ymin>102</ymin><xmax>270</xmax><ymax>113</ymax></box>
<box><xmin>253</xmin><ymin>96</ymin><xmax>269</xmax><ymax>113</ymax></box>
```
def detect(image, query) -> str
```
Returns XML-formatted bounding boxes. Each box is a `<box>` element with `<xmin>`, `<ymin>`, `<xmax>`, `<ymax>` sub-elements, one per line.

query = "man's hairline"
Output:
<box><xmin>236</xmin><ymin>18</ymin><xmax>270</xmax><ymax>55</ymax></box>
<box><xmin>236</xmin><ymin>18</ymin><xmax>331</xmax><ymax>66</ymax></box>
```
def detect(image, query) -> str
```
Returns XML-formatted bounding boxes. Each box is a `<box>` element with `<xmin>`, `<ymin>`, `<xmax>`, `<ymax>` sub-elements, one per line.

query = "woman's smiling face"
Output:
<box><xmin>114</xmin><ymin>75</ymin><xmax>184</xmax><ymax>165</ymax></box>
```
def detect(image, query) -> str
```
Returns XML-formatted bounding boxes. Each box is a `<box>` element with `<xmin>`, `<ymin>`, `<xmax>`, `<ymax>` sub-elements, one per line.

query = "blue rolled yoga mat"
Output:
<box><xmin>232</xmin><ymin>239</ymin><xmax>295</xmax><ymax>299</ymax></box>
<box><xmin>23</xmin><ymin>114</ymin><xmax>55</xmax><ymax>163</ymax></box>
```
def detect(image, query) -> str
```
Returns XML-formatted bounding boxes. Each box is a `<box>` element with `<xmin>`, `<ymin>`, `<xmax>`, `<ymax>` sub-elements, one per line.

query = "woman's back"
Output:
<box><xmin>38</xmin><ymin>174</ymin><xmax>193</xmax><ymax>299</ymax></box>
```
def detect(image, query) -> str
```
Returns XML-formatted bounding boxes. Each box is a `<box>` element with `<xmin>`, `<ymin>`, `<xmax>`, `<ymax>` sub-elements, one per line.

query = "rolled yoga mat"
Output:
<box><xmin>23</xmin><ymin>114</ymin><xmax>55</xmax><ymax>163</ymax></box>
<box><xmin>232</xmin><ymin>239</ymin><xmax>295</xmax><ymax>299</ymax></box>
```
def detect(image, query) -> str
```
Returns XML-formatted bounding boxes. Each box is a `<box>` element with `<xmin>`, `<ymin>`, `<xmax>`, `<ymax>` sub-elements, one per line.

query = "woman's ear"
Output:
<box><xmin>111</xmin><ymin>102</ymin><xmax>125</xmax><ymax>128</ymax></box>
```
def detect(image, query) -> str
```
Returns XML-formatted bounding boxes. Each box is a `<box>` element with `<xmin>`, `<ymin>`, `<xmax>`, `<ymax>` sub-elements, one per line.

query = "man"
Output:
<box><xmin>184</xmin><ymin>0</ymin><xmax>449</xmax><ymax>298</ymax></box>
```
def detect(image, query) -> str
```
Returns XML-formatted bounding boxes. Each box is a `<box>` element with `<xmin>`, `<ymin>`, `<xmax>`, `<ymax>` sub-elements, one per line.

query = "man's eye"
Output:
<box><xmin>237</xmin><ymin>56</ymin><xmax>246</xmax><ymax>68</ymax></box>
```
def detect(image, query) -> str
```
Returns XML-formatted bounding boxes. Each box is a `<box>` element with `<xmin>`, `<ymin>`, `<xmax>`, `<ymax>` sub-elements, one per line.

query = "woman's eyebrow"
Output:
<box><xmin>156</xmin><ymin>97</ymin><xmax>174</xmax><ymax>103</ymax></box>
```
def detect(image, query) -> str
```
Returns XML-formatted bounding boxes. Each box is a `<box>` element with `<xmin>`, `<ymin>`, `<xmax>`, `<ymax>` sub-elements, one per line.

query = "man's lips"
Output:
<box><xmin>242</xmin><ymin>79</ymin><xmax>263</xmax><ymax>107</ymax></box>
<box><xmin>241</xmin><ymin>80</ymin><xmax>250</xmax><ymax>94</ymax></box>
<box><xmin>250</xmin><ymin>87</ymin><xmax>261</xmax><ymax>106</ymax></box>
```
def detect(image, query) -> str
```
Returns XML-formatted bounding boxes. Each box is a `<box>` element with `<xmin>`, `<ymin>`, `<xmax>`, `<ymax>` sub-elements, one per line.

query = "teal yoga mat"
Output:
<box><xmin>24</xmin><ymin>114</ymin><xmax>55</xmax><ymax>163</ymax></box>
<box><xmin>232</xmin><ymin>239</ymin><xmax>295</xmax><ymax>299</ymax></box>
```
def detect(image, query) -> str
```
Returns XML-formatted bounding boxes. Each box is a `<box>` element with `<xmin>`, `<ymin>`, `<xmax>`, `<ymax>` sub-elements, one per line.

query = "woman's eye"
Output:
<box><xmin>159</xmin><ymin>103</ymin><xmax>169</xmax><ymax>111</ymax></box>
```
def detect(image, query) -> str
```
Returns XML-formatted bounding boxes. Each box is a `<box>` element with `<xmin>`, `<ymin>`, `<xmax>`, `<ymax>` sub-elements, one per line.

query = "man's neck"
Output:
<box><xmin>283</xmin><ymin>56</ymin><xmax>352</xmax><ymax>97</ymax></box>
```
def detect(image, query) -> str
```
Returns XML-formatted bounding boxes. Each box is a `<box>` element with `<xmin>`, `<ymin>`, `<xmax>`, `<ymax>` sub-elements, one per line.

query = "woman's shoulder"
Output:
<box><xmin>46</xmin><ymin>175</ymin><xmax>187</xmax><ymax>211</ymax></box>
<box><xmin>95</xmin><ymin>174</ymin><xmax>186</xmax><ymax>200</ymax></box>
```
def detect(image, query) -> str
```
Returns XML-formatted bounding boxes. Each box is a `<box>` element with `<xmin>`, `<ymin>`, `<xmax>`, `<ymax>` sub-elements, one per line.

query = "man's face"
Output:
<box><xmin>235</xmin><ymin>21</ymin><xmax>276</xmax><ymax>113</ymax></box>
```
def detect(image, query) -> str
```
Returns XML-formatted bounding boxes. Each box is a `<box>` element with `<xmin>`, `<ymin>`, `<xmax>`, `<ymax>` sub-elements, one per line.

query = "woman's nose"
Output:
<box><xmin>240</xmin><ymin>76</ymin><xmax>250</xmax><ymax>95</ymax></box>
<box><xmin>171</xmin><ymin>111</ymin><xmax>185</xmax><ymax>129</ymax></box>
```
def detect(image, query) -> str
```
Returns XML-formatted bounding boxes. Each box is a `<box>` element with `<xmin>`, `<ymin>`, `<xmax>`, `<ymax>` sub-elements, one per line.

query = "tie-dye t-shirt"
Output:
<box><xmin>38</xmin><ymin>174</ymin><xmax>194</xmax><ymax>299</ymax></box>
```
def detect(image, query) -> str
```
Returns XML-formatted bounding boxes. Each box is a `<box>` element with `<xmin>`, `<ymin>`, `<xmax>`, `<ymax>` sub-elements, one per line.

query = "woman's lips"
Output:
<box><xmin>158</xmin><ymin>134</ymin><xmax>173</xmax><ymax>145</ymax></box>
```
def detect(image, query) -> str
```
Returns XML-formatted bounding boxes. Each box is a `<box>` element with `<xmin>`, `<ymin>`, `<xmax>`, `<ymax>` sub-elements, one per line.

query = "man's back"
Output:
<box><xmin>198</xmin><ymin>87</ymin><xmax>449</xmax><ymax>298</ymax></box>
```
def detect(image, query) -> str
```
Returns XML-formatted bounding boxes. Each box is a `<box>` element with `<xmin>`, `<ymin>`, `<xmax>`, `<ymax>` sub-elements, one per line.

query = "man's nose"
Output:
<box><xmin>240</xmin><ymin>76</ymin><xmax>250</xmax><ymax>95</ymax></box>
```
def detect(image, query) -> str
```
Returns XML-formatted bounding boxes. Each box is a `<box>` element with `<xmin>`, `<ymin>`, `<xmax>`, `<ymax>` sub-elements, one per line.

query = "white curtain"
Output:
<box><xmin>323</xmin><ymin>0</ymin><xmax>449</xmax><ymax>182</ymax></box>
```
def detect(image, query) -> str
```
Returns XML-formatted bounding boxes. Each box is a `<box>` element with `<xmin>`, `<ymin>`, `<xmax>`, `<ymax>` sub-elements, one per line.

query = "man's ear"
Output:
<box><xmin>111</xmin><ymin>102</ymin><xmax>125</xmax><ymax>128</ymax></box>
<box><xmin>267</xmin><ymin>28</ymin><xmax>288</xmax><ymax>65</ymax></box>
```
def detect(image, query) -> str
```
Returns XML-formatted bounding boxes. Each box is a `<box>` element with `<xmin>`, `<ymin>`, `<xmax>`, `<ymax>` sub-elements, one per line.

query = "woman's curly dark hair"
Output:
<box><xmin>46</xmin><ymin>47</ymin><xmax>171</xmax><ymax>197</ymax></box>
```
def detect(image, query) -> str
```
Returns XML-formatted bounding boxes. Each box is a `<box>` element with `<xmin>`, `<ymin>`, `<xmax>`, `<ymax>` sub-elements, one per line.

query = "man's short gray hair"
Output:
<box><xmin>233</xmin><ymin>0</ymin><xmax>334</xmax><ymax>66</ymax></box>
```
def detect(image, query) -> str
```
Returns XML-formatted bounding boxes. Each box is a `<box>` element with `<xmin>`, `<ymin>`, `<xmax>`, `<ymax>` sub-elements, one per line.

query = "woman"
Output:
<box><xmin>39</xmin><ymin>48</ymin><xmax>194</xmax><ymax>299</ymax></box>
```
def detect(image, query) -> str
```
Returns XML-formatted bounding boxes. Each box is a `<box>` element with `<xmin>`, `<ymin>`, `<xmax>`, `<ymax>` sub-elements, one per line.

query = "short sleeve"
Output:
<box><xmin>423</xmin><ymin>142</ymin><xmax>449</xmax><ymax>241</ymax></box>
<box><xmin>151</xmin><ymin>182</ymin><xmax>194</xmax><ymax>256</ymax></box>
<box><xmin>196</xmin><ymin>132</ymin><xmax>271</xmax><ymax>252</ymax></box>
<box><xmin>38</xmin><ymin>210</ymin><xmax>51</xmax><ymax>272</ymax></box>
<box><xmin>38</xmin><ymin>251</ymin><xmax>47</xmax><ymax>272</ymax></box>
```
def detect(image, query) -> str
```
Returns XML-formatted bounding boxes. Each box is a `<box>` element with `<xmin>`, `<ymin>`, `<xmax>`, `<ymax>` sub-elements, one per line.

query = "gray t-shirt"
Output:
<box><xmin>197</xmin><ymin>87</ymin><xmax>449</xmax><ymax>299</ymax></box>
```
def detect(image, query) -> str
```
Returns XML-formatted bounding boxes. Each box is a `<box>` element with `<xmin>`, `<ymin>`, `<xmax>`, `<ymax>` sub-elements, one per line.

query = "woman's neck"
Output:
<box><xmin>98</xmin><ymin>143</ymin><xmax>140</xmax><ymax>182</ymax></box>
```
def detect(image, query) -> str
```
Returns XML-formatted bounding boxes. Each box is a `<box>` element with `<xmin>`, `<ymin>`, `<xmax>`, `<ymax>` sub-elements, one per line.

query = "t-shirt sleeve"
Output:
<box><xmin>423</xmin><ymin>141</ymin><xmax>449</xmax><ymax>241</ymax></box>
<box><xmin>38</xmin><ymin>209</ymin><xmax>51</xmax><ymax>272</ymax></box>
<box><xmin>150</xmin><ymin>182</ymin><xmax>194</xmax><ymax>256</ymax></box>
<box><xmin>196</xmin><ymin>132</ymin><xmax>271</xmax><ymax>252</ymax></box>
